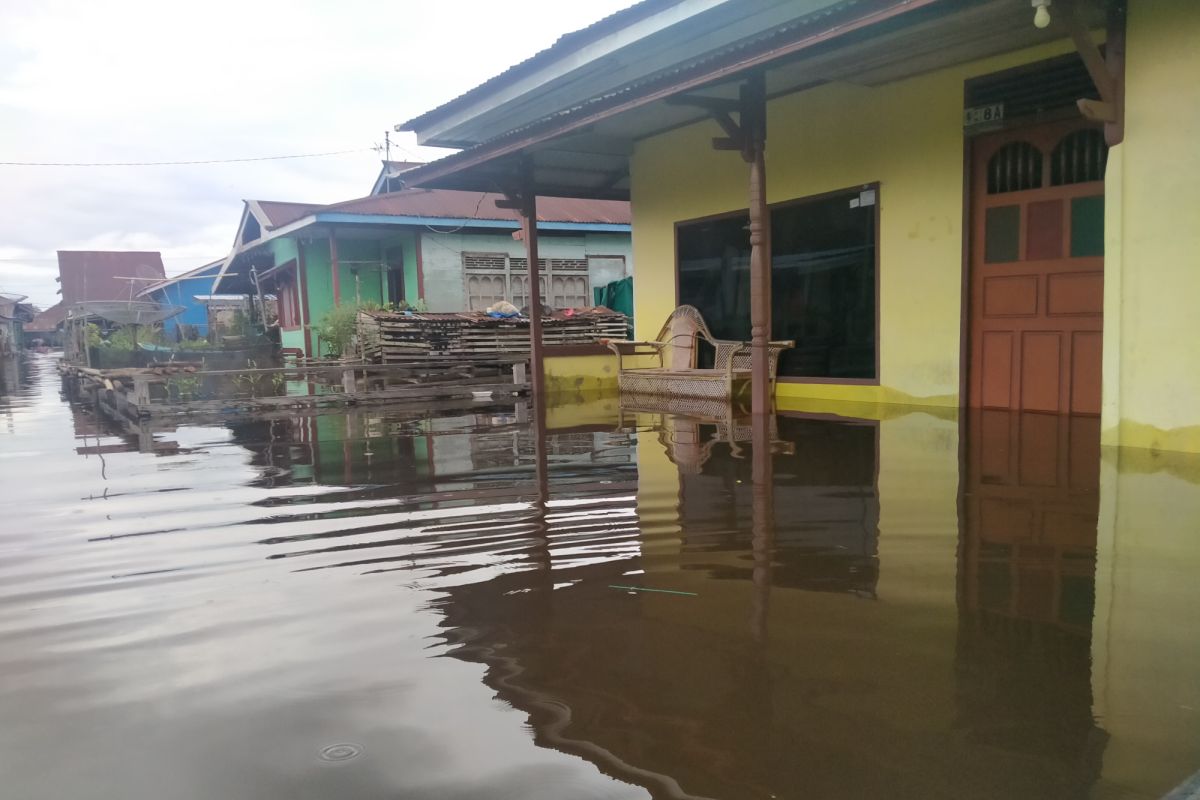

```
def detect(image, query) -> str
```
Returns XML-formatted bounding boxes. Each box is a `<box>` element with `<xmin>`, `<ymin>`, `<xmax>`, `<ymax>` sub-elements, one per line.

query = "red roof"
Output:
<box><xmin>319</xmin><ymin>188</ymin><xmax>630</xmax><ymax>225</ymax></box>
<box><xmin>56</xmin><ymin>251</ymin><xmax>166</xmax><ymax>305</ymax></box>
<box><xmin>255</xmin><ymin>201</ymin><xmax>323</xmax><ymax>229</ymax></box>
<box><xmin>26</xmin><ymin>302</ymin><xmax>66</xmax><ymax>332</ymax></box>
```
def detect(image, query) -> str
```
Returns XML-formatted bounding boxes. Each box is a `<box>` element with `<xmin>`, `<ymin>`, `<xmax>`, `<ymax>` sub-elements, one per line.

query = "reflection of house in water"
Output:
<box><xmin>226</xmin><ymin>404</ymin><xmax>638</xmax><ymax>502</ymax></box>
<box><xmin>956</xmin><ymin>411</ymin><xmax>1105</xmax><ymax>785</ymax></box>
<box><xmin>429</xmin><ymin>410</ymin><xmax>1113</xmax><ymax>800</ymax></box>
<box><xmin>677</xmin><ymin>415</ymin><xmax>880</xmax><ymax>596</ymax></box>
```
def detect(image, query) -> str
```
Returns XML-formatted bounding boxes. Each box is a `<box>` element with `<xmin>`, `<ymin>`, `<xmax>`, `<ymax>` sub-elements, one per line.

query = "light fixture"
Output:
<box><xmin>1032</xmin><ymin>0</ymin><xmax>1052</xmax><ymax>29</ymax></box>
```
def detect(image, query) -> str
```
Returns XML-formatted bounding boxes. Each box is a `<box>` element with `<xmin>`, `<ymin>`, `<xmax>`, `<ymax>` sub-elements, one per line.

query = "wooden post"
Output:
<box><xmin>517</xmin><ymin>160</ymin><xmax>548</xmax><ymax>403</ymax></box>
<box><xmin>329</xmin><ymin>229</ymin><xmax>341</xmax><ymax>306</ymax></box>
<box><xmin>132</xmin><ymin>375</ymin><xmax>151</xmax><ymax>410</ymax></box>
<box><xmin>742</xmin><ymin>74</ymin><xmax>772</xmax><ymax>416</ymax></box>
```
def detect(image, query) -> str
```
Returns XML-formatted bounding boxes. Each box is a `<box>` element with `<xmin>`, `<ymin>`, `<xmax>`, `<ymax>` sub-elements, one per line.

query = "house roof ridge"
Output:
<box><xmin>398</xmin><ymin>0</ymin><xmax>683</xmax><ymax>133</ymax></box>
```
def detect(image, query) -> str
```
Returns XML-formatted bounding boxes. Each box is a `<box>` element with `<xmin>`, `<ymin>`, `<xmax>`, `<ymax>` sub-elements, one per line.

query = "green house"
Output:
<box><xmin>213</xmin><ymin>190</ymin><xmax>631</xmax><ymax>358</ymax></box>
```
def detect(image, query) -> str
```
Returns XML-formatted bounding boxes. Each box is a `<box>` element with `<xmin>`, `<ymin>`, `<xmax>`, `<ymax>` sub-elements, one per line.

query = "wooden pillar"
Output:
<box><xmin>329</xmin><ymin>229</ymin><xmax>341</xmax><ymax>306</ymax></box>
<box><xmin>517</xmin><ymin>161</ymin><xmax>548</xmax><ymax>403</ymax></box>
<box><xmin>742</xmin><ymin>74</ymin><xmax>772</xmax><ymax>416</ymax></box>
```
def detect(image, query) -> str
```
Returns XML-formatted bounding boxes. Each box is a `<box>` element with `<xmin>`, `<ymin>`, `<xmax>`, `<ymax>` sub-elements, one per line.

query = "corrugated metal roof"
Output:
<box><xmin>255</xmin><ymin>201</ymin><xmax>323</xmax><ymax>229</ymax></box>
<box><xmin>400</xmin><ymin>0</ymin><xmax>682</xmax><ymax>133</ymax></box>
<box><xmin>316</xmin><ymin>189</ymin><xmax>630</xmax><ymax>225</ymax></box>
<box><xmin>396</xmin><ymin>0</ymin><xmax>874</xmax><ymax>195</ymax></box>
<box><xmin>55</xmin><ymin>251</ymin><xmax>166</xmax><ymax>306</ymax></box>
<box><xmin>137</xmin><ymin>259</ymin><xmax>224</xmax><ymax>297</ymax></box>
<box><xmin>26</xmin><ymin>302</ymin><xmax>66</xmax><ymax>332</ymax></box>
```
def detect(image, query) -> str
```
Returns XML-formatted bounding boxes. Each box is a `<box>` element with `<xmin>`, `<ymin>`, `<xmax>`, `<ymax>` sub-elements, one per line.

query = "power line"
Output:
<box><xmin>0</xmin><ymin>256</ymin><xmax>222</xmax><ymax>262</ymax></box>
<box><xmin>0</xmin><ymin>148</ymin><xmax>374</xmax><ymax>167</ymax></box>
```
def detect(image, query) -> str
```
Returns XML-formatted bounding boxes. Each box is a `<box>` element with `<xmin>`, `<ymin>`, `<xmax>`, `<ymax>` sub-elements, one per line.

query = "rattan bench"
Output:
<box><xmin>606</xmin><ymin>305</ymin><xmax>793</xmax><ymax>406</ymax></box>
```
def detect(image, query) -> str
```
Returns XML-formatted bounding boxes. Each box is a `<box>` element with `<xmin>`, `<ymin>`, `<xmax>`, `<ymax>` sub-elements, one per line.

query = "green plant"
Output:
<box><xmin>315</xmin><ymin>304</ymin><xmax>362</xmax><ymax>357</ymax></box>
<box><xmin>167</xmin><ymin>374</ymin><xmax>200</xmax><ymax>401</ymax></box>
<box><xmin>84</xmin><ymin>323</ymin><xmax>103</xmax><ymax>348</ymax></box>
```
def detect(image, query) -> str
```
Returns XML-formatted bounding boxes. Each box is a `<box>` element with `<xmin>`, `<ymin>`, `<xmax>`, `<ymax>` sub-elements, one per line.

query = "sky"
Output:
<box><xmin>0</xmin><ymin>0</ymin><xmax>634</xmax><ymax>309</ymax></box>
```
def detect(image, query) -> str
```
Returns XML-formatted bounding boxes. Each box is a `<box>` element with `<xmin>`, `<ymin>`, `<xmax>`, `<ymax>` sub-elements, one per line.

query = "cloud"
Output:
<box><xmin>0</xmin><ymin>0</ymin><xmax>632</xmax><ymax>307</ymax></box>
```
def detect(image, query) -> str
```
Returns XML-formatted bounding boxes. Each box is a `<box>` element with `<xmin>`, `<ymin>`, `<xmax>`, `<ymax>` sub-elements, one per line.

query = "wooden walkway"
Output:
<box><xmin>59</xmin><ymin>359</ymin><xmax>529</xmax><ymax>422</ymax></box>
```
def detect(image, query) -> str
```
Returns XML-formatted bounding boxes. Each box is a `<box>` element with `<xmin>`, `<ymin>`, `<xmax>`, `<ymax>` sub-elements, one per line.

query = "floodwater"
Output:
<box><xmin>1</xmin><ymin>353</ymin><xmax>1197</xmax><ymax>800</ymax></box>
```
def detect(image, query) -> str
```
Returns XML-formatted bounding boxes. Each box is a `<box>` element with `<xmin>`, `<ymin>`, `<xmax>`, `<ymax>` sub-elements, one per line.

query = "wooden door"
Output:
<box><xmin>968</xmin><ymin>121</ymin><xmax>1106</xmax><ymax>414</ymax></box>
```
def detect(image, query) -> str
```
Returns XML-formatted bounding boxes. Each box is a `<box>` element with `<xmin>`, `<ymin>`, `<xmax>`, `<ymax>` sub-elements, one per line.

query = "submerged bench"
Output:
<box><xmin>605</xmin><ymin>305</ymin><xmax>792</xmax><ymax>406</ymax></box>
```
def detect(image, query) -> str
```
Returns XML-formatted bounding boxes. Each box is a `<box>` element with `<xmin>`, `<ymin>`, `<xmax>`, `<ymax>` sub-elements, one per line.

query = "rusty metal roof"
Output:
<box><xmin>255</xmin><ymin>201</ymin><xmax>323</xmax><ymax>229</ymax></box>
<box><xmin>26</xmin><ymin>302</ymin><xmax>66</xmax><ymax>332</ymax></box>
<box><xmin>317</xmin><ymin>189</ymin><xmax>630</xmax><ymax>225</ymax></box>
<box><xmin>55</xmin><ymin>251</ymin><xmax>166</xmax><ymax>305</ymax></box>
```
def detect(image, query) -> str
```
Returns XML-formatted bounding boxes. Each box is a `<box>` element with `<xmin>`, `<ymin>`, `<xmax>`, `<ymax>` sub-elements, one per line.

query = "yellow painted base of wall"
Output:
<box><xmin>1103</xmin><ymin>420</ymin><xmax>1200</xmax><ymax>460</ymax></box>
<box><xmin>543</xmin><ymin>352</ymin><xmax>619</xmax><ymax>397</ymax></box>
<box><xmin>775</xmin><ymin>382</ymin><xmax>958</xmax><ymax>418</ymax></box>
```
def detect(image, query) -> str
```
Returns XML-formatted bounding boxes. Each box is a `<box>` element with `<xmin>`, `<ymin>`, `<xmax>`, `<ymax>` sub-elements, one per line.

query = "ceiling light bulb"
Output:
<box><xmin>1032</xmin><ymin>0</ymin><xmax>1052</xmax><ymax>29</ymax></box>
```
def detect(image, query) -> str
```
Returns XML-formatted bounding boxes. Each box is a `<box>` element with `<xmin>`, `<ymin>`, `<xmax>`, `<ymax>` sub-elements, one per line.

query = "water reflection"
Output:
<box><xmin>0</xmin><ymin>355</ymin><xmax>1197</xmax><ymax>799</ymax></box>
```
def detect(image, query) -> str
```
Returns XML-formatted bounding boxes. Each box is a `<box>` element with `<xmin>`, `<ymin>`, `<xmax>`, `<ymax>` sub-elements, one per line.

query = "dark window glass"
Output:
<box><xmin>1070</xmin><ymin>195</ymin><xmax>1105</xmax><ymax>257</ymax></box>
<box><xmin>677</xmin><ymin>187</ymin><xmax>877</xmax><ymax>380</ymax></box>
<box><xmin>985</xmin><ymin>205</ymin><xmax>1021</xmax><ymax>263</ymax></box>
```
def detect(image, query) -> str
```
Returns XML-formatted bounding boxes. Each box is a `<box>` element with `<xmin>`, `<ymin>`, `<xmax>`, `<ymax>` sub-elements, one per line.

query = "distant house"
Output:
<box><xmin>137</xmin><ymin>259</ymin><xmax>225</xmax><ymax>340</ymax></box>
<box><xmin>212</xmin><ymin>189</ymin><xmax>631</xmax><ymax>358</ymax></box>
<box><xmin>26</xmin><ymin>251</ymin><xmax>167</xmax><ymax>337</ymax></box>
<box><xmin>0</xmin><ymin>293</ymin><xmax>35</xmax><ymax>355</ymax></box>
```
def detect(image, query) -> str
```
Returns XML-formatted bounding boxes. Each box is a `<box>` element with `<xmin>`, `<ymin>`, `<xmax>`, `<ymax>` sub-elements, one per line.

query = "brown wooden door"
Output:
<box><xmin>968</xmin><ymin>121</ymin><xmax>1106</xmax><ymax>414</ymax></box>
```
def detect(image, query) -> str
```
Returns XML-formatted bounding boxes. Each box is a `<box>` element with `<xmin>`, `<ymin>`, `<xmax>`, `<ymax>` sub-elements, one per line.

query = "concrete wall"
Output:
<box><xmin>1093</xmin><ymin>451</ymin><xmax>1200</xmax><ymax>796</ymax></box>
<box><xmin>630</xmin><ymin>39</ymin><xmax>1081</xmax><ymax>412</ymax></box>
<box><xmin>1102</xmin><ymin>0</ymin><xmax>1200</xmax><ymax>454</ymax></box>
<box><xmin>421</xmin><ymin>230</ymin><xmax>633</xmax><ymax>313</ymax></box>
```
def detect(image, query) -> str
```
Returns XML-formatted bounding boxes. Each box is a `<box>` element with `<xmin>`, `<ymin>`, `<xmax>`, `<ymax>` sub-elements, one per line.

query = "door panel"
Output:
<box><xmin>968</xmin><ymin>121</ymin><xmax>1105</xmax><ymax>414</ymax></box>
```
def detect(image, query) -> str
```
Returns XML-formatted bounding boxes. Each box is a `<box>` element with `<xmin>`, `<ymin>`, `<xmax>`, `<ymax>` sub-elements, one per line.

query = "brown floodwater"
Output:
<box><xmin>0</xmin><ymin>353</ymin><xmax>1197</xmax><ymax>799</ymax></box>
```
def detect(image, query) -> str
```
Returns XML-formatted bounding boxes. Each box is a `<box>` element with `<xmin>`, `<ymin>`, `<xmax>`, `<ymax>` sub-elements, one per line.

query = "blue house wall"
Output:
<box><xmin>146</xmin><ymin>264</ymin><xmax>223</xmax><ymax>338</ymax></box>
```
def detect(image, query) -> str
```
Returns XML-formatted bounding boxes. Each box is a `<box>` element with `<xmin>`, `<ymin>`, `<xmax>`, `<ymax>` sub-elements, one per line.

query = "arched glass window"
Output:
<box><xmin>987</xmin><ymin>141</ymin><xmax>1043</xmax><ymax>194</ymax></box>
<box><xmin>1051</xmin><ymin>128</ymin><xmax>1107</xmax><ymax>185</ymax></box>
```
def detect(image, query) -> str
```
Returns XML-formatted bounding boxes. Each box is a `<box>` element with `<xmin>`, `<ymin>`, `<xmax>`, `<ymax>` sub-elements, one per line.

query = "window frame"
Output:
<box><xmin>275</xmin><ymin>261</ymin><xmax>302</xmax><ymax>331</ymax></box>
<box><xmin>462</xmin><ymin>251</ymin><xmax>592</xmax><ymax>311</ymax></box>
<box><xmin>673</xmin><ymin>182</ymin><xmax>881</xmax><ymax>386</ymax></box>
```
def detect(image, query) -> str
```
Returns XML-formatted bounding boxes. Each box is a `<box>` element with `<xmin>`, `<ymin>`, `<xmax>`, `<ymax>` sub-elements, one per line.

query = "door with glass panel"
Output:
<box><xmin>969</xmin><ymin>121</ymin><xmax>1106</xmax><ymax>414</ymax></box>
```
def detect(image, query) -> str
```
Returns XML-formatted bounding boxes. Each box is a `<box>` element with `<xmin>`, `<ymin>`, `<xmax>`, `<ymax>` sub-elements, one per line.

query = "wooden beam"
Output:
<box><xmin>1062</xmin><ymin>0</ymin><xmax>1116</xmax><ymax>103</ymax></box>
<box><xmin>1103</xmin><ymin>1</ymin><xmax>1126</xmax><ymax>146</ymax></box>
<box><xmin>666</xmin><ymin>94</ymin><xmax>741</xmax><ymax>114</ymax></box>
<box><xmin>1076</xmin><ymin>98</ymin><xmax>1116</xmax><ymax>122</ymax></box>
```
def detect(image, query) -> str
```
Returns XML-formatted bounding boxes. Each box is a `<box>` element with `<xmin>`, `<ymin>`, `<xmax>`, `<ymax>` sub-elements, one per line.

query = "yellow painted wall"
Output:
<box><xmin>1093</xmin><ymin>452</ymin><xmax>1200</xmax><ymax>796</ymax></box>
<box><xmin>1101</xmin><ymin>0</ymin><xmax>1200</xmax><ymax>454</ymax></box>
<box><xmin>632</xmin><ymin>40</ymin><xmax>1078</xmax><ymax>413</ymax></box>
<box><xmin>543</xmin><ymin>351</ymin><xmax>619</xmax><ymax>397</ymax></box>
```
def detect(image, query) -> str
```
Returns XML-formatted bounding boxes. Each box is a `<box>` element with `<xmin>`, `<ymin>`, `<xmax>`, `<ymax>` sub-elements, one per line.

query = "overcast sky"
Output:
<box><xmin>0</xmin><ymin>0</ymin><xmax>633</xmax><ymax>308</ymax></box>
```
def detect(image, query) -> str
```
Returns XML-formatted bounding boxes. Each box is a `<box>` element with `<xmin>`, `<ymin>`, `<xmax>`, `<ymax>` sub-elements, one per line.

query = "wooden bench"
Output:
<box><xmin>605</xmin><ymin>305</ymin><xmax>792</xmax><ymax>408</ymax></box>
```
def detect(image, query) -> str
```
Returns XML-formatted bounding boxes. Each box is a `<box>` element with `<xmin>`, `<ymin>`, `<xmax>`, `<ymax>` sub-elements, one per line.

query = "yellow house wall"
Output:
<box><xmin>1101</xmin><ymin>0</ymin><xmax>1200</xmax><ymax>454</ymax></box>
<box><xmin>543</xmin><ymin>352</ymin><xmax>619</xmax><ymax>397</ymax></box>
<box><xmin>632</xmin><ymin>40</ymin><xmax>1080</xmax><ymax>413</ymax></box>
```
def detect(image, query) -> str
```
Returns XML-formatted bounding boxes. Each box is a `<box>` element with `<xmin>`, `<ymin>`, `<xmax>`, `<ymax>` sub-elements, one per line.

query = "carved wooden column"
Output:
<box><xmin>742</xmin><ymin>75</ymin><xmax>772</xmax><ymax>416</ymax></box>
